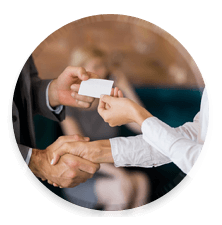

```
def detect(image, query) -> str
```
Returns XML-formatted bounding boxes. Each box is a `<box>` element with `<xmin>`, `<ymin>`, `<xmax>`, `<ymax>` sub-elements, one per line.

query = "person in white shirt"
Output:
<box><xmin>51</xmin><ymin>87</ymin><xmax>209</xmax><ymax>175</ymax></box>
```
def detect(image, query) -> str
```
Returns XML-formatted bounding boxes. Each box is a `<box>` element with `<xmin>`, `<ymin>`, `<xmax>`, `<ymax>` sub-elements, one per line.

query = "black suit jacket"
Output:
<box><xmin>12</xmin><ymin>55</ymin><xmax>65</xmax><ymax>161</ymax></box>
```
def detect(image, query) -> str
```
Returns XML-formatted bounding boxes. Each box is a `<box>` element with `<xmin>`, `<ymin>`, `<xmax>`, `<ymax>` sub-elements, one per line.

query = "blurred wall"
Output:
<box><xmin>32</xmin><ymin>14</ymin><xmax>204</xmax><ymax>88</ymax></box>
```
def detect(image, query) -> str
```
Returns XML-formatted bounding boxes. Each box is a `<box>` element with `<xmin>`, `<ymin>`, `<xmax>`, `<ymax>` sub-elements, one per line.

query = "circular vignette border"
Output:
<box><xmin>7</xmin><ymin>15</ymin><xmax>213</xmax><ymax>217</ymax></box>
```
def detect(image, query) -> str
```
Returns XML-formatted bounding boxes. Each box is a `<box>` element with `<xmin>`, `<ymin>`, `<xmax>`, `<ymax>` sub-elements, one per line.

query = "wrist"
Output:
<box><xmin>85</xmin><ymin>140</ymin><xmax>113</xmax><ymax>163</ymax></box>
<box><xmin>133</xmin><ymin>104</ymin><xmax>153</xmax><ymax>126</ymax></box>
<box><xmin>29</xmin><ymin>149</ymin><xmax>49</xmax><ymax>179</ymax></box>
<box><xmin>48</xmin><ymin>79</ymin><xmax>60</xmax><ymax>108</ymax></box>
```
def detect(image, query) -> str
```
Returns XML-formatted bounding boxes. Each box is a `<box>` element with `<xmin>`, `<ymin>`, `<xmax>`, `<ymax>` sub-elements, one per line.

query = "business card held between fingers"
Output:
<box><xmin>78</xmin><ymin>79</ymin><xmax>114</xmax><ymax>98</ymax></box>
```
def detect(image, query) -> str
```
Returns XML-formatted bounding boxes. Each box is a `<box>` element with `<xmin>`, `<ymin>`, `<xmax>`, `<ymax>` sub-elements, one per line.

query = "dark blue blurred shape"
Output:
<box><xmin>135</xmin><ymin>86</ymin><xmax>203</xmax><ymax>127</ymax></box>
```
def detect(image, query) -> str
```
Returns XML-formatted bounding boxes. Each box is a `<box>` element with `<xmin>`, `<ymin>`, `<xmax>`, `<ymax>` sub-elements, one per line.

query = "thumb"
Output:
<box><xmin>98</xmin><ymin>97</ymin><xmax>106</xmax><ymax>114</ymax></box>
<box><xmin>100</xmin><ymin>95</ymin><xmax>113</xmax><ymax>105</ymax></box>
<box><xmin>51</xmin><ymin>148</ymin><xmax>67</xmax><ymax>165</ymax></box>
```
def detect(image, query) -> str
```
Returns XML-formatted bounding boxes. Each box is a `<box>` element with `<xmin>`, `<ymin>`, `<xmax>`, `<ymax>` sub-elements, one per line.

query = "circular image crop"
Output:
<box><xmin>12</xmin><ymin>14</ymin><xmax>208</xmax><ymax>211</ymax></box>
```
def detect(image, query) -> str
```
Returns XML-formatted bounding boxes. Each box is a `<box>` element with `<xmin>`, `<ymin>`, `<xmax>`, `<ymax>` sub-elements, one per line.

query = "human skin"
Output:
<box><xmin>48</xmin><ymin>66</ymin><xmax>97</xmax><ymax>108</ymax></box>
<box><xmin>29</xmin><ymin>135</ymin><xmax>100</xmax><ymax>188</ymax></box>
<box><xmin>51</xmin><ymin>95</ymin><xmax>153</xmax><ymax>166</ymax></box>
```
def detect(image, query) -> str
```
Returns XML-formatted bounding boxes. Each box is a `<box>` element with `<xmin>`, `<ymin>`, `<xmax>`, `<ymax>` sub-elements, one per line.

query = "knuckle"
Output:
<box><xmin>84</xmin><ymin>103</ymin><xmax>90</xmax><ymax>108</ymax></box>
<box><xmin>70</xmin><ymin>160</ymin><xmax>79</xmax><ymax>168</ymax></box>
<box><xmin>89</xmin><ymin>97</ymin><xmax>94</xmax><ymax>103</ymax></box>
<box><xmin>73</xmin><ymin>134</ymin><xmax>80</xmax><ymax>140</ymax></box>
<box><xmin>89</xmin><ymin>164</ymin><xmax>99</xmax><ymax>174</ymax></box>
<box><xmin>57</xmin><ymin>136</ymin><xmax>64</xmax><ymax>144</ymax></box>
<box><xmin>90</xmin><ymin>167</ymin><xmax>97</xmax><ymax>174</ymax></box>
<box><xmin>69</xmin><ymin>171</ymin><xmax>77</xmax><ymax>179</ymax></box>
<box><xmin>65</xmin><ymin>66</ymin><xmax>72</xmax><ymax>73</ymax></box>
<box><xmin>78</xmin><ymin>67</ymin><xmax>85</xmax><ymax>74</ymax></box>
<box><xmin>62</xmin><ymin>142</ymin><xmax>69</xmax><ymax>149</ymax></box>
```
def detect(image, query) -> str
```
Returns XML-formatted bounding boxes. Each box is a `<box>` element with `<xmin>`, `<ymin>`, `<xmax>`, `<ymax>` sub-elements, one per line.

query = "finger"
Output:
<box><xmin>98</xmin><ymin>97</ymin><xmax>106</xmax><ymax>111</ymax></box>
<box><xmin>71</xmin><ymin>92</ymin><xmax>94</xmax><ymax>103</ymax></box>
<box><xmin>70</xmin><ymin>84</ymin><xmax>80</xmax><ymax>92</ymax></box>
<box><xmin>110</xmin><ymin>88</ymin><xmax>114</xmax><ymax>97</ymax></box>
<box><xmin>50</xmin><ymin>135</ymin><xmax>90</xmax><ymax>165</ymax></box>
<box><xmin>72</xmin><ymin>134</ymin><xmax>90</xmax><ymax>142</ymax></box>
<box><xmin>114</xmin><ymin>87</ymin><xmax>119</xmax><ymax>97</ymax></box>
<box><xmin>118</xmin><ymin>90</ymin><xmax>124</xmax><ymax>98</ymax></box>
<box><xmin>100</xmin><ymin>95</ymin><xmax>113</xmax><ymax>105</ymax></box>
<box><xmin>65</xmin><ymin>66</ymin><xmax>89</xmax><ymax>81</ymax></box>
<box><xmin>78</xmin><ymin>162</ymin><xmax>100</xmax><ymax>175</ymax></box>
<box><xmin>71</xmin><ymin>134</ymin><xmax>90</xmax><ymax>142</ymax></box>
<box><xmin>53</xmin><ymin>183</ymin><xmax>59</xmax><ymax>187</ymax></box>
<box><xmin>51</xmin><ymin>135</ymin><xmax>87</xmax><ymax>150</ymax></box>
<box><xmin>75</xmin><ymin>99</ymin><xmax>91</xmax><ymax>108</ymax></box>
<box><xmin>51</xmin><ymin>147</ymin><xmax>68</xmax><ymax>166</ymax></box>
<box><xmin>84</xmin><ymin>137</ymin><xmax>90</xmax><ymax>141</ymax></box>
<box><xmin>105</xmin><ymin>103</ymin><xmax>111</xmax><ymax>110</ymax></box>
<box><xmin>47</xmin><ymin>180</ymin><xmax>53</xmax><ymax>185</ymax></box>
<box><xmin>87</xmin><ymin>71</ymin><xmax>99</xmax><ymax>79</ymax></box>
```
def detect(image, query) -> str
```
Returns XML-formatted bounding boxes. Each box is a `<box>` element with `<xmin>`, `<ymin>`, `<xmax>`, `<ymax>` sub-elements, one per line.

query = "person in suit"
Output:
<box><xmin>12</xmin><ymin>55</ymin><xmax>100</xmax><ymax>188</ymax></box>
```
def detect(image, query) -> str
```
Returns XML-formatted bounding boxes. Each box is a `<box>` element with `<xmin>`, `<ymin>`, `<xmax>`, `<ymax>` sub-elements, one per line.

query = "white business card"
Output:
<box><xmin>78</xmin><ymin>79</ymin><xmax>114</xmax><ymax>98</ymax></box>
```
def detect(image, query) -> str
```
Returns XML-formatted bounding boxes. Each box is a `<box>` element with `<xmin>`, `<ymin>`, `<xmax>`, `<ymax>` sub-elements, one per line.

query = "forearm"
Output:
<box><xmin>84</xmin><ymin>140</ymin><xmax>114</xmax><ymax>164</ymax></box>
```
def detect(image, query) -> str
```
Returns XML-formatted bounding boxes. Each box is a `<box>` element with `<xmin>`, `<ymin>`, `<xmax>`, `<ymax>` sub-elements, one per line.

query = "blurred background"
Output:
<box><xmin>32</xmin><ymin>15</ymin><xmax>204</xmax><ymax>209</ymax></box>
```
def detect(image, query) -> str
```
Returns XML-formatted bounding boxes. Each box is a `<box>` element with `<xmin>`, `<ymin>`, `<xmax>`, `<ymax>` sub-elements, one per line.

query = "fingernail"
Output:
<box><xmin>71</xmin><ymin>92</ymin><xmax>75</xmax><ymax>97</ymax></box>
<box><xmin>71</xmin><ymin>84</ymin><xmax>78</xmax><ymax>90</ymax></box>
<box><xmin>100</xmin><ymin>95</ymin><xmax>104</xmax><ymax>98</ymax></box>
<box><xmin>51</xmin><ymin>159</ymin><xmax>54</xmax><ymax>165</ymax></box>
<box><xmin>82</xmin><ymin>74</ymin><xmax>89</xmax><ymax>79</ymax></box>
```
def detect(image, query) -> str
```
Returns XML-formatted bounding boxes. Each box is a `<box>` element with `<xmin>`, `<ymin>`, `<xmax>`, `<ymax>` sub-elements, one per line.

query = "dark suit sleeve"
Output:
<box><xmin>30</xmin><ymin>56</ymin><xmax>65</xmax><ymax>122</ymax></box>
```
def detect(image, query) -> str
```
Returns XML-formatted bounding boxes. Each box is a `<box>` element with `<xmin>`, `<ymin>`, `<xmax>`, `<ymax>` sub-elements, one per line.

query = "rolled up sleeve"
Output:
<box><xmin>110</xmin><ymin>134</ymin><xmax>171</xmax><ymax>168</ymax></box>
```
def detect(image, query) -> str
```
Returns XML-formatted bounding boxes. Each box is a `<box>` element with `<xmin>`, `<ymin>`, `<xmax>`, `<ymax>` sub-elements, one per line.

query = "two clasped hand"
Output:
<box><xmin>29</xmin><ymin>134</ymin><xmax>100</xmax><ymax>188</ymax></box>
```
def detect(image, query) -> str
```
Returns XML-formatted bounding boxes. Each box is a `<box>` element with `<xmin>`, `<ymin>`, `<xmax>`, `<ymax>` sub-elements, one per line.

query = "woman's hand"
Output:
<box><xmin>98</xmin><ymin>88</ymin><xmax>153</xmax><ymax>127</ymax></box>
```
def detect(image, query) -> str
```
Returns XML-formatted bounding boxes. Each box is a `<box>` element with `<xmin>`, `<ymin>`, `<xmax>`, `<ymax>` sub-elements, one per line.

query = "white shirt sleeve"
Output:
<box><xmin>141</xmin><ymin>117</ymin><xmax>202</xmax><ymax>174</ymax></box>
<box><xmin>110</xmin><ymin>113</ymin><xmax>201</xmax><ymax>171</ymax></box>
<box><xmin>46</xmin><ymin>81</ymin><xmax>63</xmax><ymax>114</ymax></box>
<box><xmin>174</xmin><ymin>113</ymin><xmax>200</xmax><ymax>141</ymax></box>
<box><xmin>110</xmin><ymin>135</ymin><xmax>171</xmax><ymax>168</ymax></box>
<box><xmin>141</xmin><ymin>85</ymin><xmax>213</xmax><ymax>178</ymax></box>
<box><xmin>25</xmin><ymin>148</ymin><xmax>33</xmax><ymax>165</ymax></box>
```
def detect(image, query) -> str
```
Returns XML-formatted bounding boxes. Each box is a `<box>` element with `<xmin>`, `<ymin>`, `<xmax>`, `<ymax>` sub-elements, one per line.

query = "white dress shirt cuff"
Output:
<box><xmin>25</xmin><ymin>148</ymin><xmax>32</xmax><ymax>165</ymax></box>
<box><xmin>46</xmin><ymin>81</ymin><xmax>63</xmax><ymax>114</ymax></box>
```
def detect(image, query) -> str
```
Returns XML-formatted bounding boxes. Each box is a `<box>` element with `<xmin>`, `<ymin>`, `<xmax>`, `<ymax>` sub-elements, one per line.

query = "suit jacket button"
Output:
<box><xmin>13</xmin><ymin>115</ymin><xmax>17</xmax><ymax>122</ymax></box>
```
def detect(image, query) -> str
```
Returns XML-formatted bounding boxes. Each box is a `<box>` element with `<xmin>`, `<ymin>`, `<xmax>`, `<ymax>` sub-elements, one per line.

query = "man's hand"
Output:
<box><xmin>29</xmin><ymin>135</ymin><xmax>100</xmax><ymax>188</ymax></box>
<box><xmin>48</xmin><ymin>66</ymin><xmax>98</xmax><ymax>108</ymax></box>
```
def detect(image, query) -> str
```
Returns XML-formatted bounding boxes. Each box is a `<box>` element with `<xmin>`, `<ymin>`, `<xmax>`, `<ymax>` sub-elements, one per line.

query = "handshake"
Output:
<box><xmin>29</xmin><ymin>86</ymin><xmax>152</xmax><ymax>188</ymax></box>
